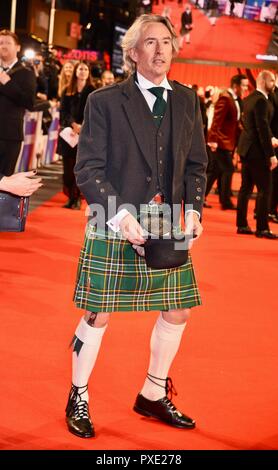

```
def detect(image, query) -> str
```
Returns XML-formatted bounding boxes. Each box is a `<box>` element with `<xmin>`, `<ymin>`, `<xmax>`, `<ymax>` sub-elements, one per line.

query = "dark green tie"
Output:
<box><xmin>149</xmin><ymin>87</ymin><xmax>167</xmax><ymax>127</ymax></box>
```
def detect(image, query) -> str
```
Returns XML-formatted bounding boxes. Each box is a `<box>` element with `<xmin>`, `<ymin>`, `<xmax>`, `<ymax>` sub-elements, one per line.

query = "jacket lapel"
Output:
<box><xmin>169</xmin><ymin>80</ymin><xmax>190</xmax><ymax>163</ymax></box>
<box><xmin>120</xmin><ymin>77</ymin><xmax>191</xmax><ymax>170</ymax></box>
<box><xmin>120</xmin><ymin>77</ymin><xmax>155</xmax><ymax>169</ymax></box>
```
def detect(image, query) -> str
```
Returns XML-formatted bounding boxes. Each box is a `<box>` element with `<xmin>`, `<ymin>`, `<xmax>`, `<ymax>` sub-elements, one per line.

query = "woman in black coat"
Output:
<box><xmin>58</xmin><ymin>61</ymin><xmax>95</xmax><ymax>209</ymax></box>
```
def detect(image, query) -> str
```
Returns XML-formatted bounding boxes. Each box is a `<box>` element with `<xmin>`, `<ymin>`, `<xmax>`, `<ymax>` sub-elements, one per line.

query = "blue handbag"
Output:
<box><xmin>0</xmin><ymin>191</ymin><xmax>29</xmax><ymax>232</ymax></box>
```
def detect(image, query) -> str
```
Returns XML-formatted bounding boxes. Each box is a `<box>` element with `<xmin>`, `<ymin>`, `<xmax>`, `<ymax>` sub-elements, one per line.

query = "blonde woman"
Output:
<box><xmin>57</xmin><ymin>61</ymin><xmax>74</xmax><ymax>98</ymax></box>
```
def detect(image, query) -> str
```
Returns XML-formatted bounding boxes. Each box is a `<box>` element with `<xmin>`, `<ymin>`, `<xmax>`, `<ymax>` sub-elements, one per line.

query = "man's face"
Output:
<box><xmin>0</xmin><ymin>35</ymin><xmax>20</xmax><ymax>63</ymax></box>
<box><xmin>102</xmin><ymin>71</ymin><xmax>115</xmax><ymax>86</ymax></box>
<box><xmin>130</xmin><ymin>22</ymin><xmax>173</xmax><ymax>83</ymax></box>
<box><xmin>234</xmin><ymin>78</ymin><xmax>249</xmax><ymax>98</ymax></box>
<box><xmin>265</xmin><ymin>73</ymin><xmax>276</xmax><ymax>93</ymax></box>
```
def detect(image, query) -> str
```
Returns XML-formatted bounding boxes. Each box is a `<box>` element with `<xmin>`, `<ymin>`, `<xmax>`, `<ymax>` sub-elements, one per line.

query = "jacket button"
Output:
<box><xmin>197</xmin><ymin>187</ymin><xmax>202</xmax><ymax>192</ymax></box>
<box><xmin>196</xmin><ymin>196</ymin><xmax>201</xmax><ymax>201</ymax></box>
<box><xmin>146</xmin><ymin>176</ymin><xmax>152</xmax><ymax>182</ymax></box>
<box><xmin>196</xmin><ymin>178</ymin><xmax>200</xmax><ymax>183</ymax></box>
<box><xmin>100</xmin><ymin>188</ymin><xmax>105</xmax><ymax>193</ymax></box>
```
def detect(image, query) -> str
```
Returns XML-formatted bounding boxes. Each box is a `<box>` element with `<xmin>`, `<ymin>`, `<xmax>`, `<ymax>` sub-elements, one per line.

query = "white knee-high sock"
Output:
<box><xmin>140</xmin><ymin>313</ymin><xmax>186</xmax><ymax>401</ymax></box>
<box><xmin>72</xmin><ymin>317</ymin><xmax>107</xmax><ymax>402</ymax></box>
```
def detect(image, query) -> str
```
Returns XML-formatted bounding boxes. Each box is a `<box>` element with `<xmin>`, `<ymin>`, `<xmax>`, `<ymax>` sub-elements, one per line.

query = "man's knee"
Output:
<box><xmin>162</xmin><ymin>308</ymin><xmax>191</xmax><ymax>325</ymax></box>
<box><xmin>84</xmin><ymin>311</ymin><xmax>110</xmax><ymax>327</ymax></box>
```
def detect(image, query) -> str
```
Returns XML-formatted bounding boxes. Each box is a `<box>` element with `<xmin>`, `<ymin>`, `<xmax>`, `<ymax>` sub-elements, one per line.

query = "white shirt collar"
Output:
<box><xmin>136</xmin><ymin>71</ymin><xmax>172</xmax><ymax>91</ymax></box>
<box><xmin>256</xmin><ymin>88</ymin><xmax>268</xmax><ymax>100</ymax></box>
<box><xmin>0</xmin><ymin>59</ymin><xmax>18</xmax><ymax>72</ymax></box>
<box><xmin>228</xmin><ymin>88</ymin><xmax>238</xmax><ymax>100</ymax></box>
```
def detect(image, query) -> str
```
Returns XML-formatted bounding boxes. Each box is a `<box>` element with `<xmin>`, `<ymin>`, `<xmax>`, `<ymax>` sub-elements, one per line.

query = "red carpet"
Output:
<box><xmin>153</xmin><ymin>2</ymin><xmax>272</xmax><ymax>63</ymax></box>
<box><xmin>1</xmin><ymin>189</ymin><xmax>278</xmax><ymax>450</ymax></box>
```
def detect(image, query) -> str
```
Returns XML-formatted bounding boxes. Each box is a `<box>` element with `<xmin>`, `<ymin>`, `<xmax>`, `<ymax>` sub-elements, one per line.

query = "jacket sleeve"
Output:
<box><xmin>184</xmin><ymin>92</ymin><xmax>208</xmax><ymax>218</ymax></box>
<box><xmin>207</xmin><ymin>95</ymin><xmax>229</xmax><ymax>144</ymax></box>
<box><xmin>74</xmin><ymin>92</ymin><xmax>124</xmax><ymax>218</ymax></box>
<box><xmin>0</xmin><ymin>69</ymin><xmax>36</xmax><ymax>110</ymax></box>
<box><xmin>59</xmin><ymin>93</ymin><xmax>74</xmax><ymax>128</ymax></box>
<box><xmin>254</xmin><ymin>97</ymin><xmax>274</xmax><ymax>159</ymax></box>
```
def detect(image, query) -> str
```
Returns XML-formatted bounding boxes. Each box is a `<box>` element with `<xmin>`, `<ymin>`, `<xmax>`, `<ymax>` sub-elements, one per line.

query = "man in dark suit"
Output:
<box><xmin>269</xmin><ymin>77</ymin><xmax>278</xmax><ymax>223</ymax></box>
<box><xmin>206</xmin><ymin>74</ymin><xmax>248</xmax><ymax>210</ymax></box>
<box><xmin>0</xmin><ymin>30</ymin><xmax>36</xmax><ymax>176</ymax></box>
<box><xmin>236</xmin><ymin>70</ymin><xmax>278</xmax><ymax>239</ymax></box>
<box><xmin>65</xmin><ymin>14</ymin><xmax>208</xmax><ymax>439</ymax></box>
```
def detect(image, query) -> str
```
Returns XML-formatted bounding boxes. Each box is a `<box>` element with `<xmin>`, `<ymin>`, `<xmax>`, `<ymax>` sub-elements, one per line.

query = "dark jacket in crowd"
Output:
<box><xmin>0</xmin><ymin>61</ymin><xmax>36</xmax><ymax>141</ymax></box>
<box><xmin>58</xmin><ymin>84</ymin><xmax>95</xmax><ymax>158</ymax></box>
<box><xmin>269</xmin><ymin>86</ymin><xmax>278</xmax><ymax>138</ymax></box>
<box><xmin>238</xmin><ymin>90</ymin><xmax>274</xmax><ymax>160</ymax></box>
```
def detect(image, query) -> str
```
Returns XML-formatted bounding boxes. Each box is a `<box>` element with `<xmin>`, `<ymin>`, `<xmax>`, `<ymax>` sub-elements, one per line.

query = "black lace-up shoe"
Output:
<box><xmin>133</xmin><ymin>375</ymin><xmax>195</xmax><ymax>429</ymax></box>
<box><xmin>65</xmin><ymin>384</ymin><xmax>95</xmax><ymax>438</ymax></box>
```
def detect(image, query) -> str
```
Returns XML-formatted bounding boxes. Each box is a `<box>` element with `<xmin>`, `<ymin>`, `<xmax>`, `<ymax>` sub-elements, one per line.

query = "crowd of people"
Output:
<box><xmin>191</xmin><ymin>71</ymin><xmax>278</xmax><ymax>239</ymax></box>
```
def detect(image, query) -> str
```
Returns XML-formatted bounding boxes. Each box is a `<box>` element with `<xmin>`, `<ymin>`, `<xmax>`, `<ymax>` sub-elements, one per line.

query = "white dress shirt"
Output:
<box><xmin>0</xmin><ymin>59</ymin><xmax>18</xmax><ymax>73</ymax></box>
<box><xmin>228</xmin><ymin>88</ymin><xmax>241</xmax><ymax>121</ymax></box>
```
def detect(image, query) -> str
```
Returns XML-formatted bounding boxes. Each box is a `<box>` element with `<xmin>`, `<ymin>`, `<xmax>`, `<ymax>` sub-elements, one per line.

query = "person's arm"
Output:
<box><xmin>254</xmin><ymin>97</ymin><xmax>275</xmax><ymax>160</ymax></box>
<box><xmin>0</xmin><ymin>171</ymin><xmax>42</xmax><ymax>196</ymax></box>
<box><xmin>59</xmin><ymin>92</ymin><xmax>75</xmax><ymax>128</ymax></box>
<box><xmin>75</xmin><ymin>94</ymin><xmax>127</xmax><ymax>213</ymax></box>
<box><xmin>0</xmin><ymin>68</ymin><xmax>36</xmax><ymax>110</ymax></box>
<box><xmin>184</xmin><ymin>92</ymin><xmax>208</xmax><ymax>229</ymax></box>
<box><xmin>207</xmin><ymin>95</ymin><xmax>229</xmax><ymax>147</ymax></box>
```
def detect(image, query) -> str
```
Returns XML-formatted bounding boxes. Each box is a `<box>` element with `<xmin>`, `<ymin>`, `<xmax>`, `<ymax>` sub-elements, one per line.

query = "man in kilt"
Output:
<box><xmin>66</xmin><ymin>14</ymin><xmax>208</xmax><ymax>438</ymax></box>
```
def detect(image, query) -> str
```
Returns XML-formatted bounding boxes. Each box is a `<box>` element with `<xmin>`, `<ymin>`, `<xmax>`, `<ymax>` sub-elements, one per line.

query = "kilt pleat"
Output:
<box><xmin>74</xmin><ymin>226</ymin><xmax>202</xmax><ymax>312</ymax></box>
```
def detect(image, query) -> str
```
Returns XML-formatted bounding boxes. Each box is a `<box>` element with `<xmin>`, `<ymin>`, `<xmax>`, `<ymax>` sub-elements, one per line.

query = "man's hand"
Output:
<box><xmin>207</xmin><ymin>142</ymin><xmax>218</xmax><ymax>152</ymax></box>
<box><xmin>184</xmin><ymin>212</ymin><xmax>203</xmax><ymax>249</ymax></box>
<box><xmin>72</xmin><ymin>122</ymin><xmax>82</xmax><ymax>134</ymax></box>
<box><xmin>271</xmin><ymin>137</ymin><xmax>278</xmax><ymax>148</ymax></box>
<box><xmin>119</xmin><ymin>213</ymin><xmax>145</xmax><ymax>245</ymax></box>
<box><xmin>0</xmin><ymin>171</ymin><xmax>43</xmax><ymax>196</ymax></box>
<box><xmin>0</xmin><ymin>71</ymin><xmax>11</xmax><ymax>85</ymax></box>
<box><xmin>270</xmin><ymin>156</ymin><xmax>278</xmax><ymax>171</ymax></box>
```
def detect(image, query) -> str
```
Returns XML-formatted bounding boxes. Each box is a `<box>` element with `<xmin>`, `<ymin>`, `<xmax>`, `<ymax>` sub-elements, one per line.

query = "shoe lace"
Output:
<box><xmin>146</xmin><ymin>374</ymin><xmax>182</xmax><ymax>416</ymax></box>
<box><xmin>68</xmin><ymin>384</ymin><xmax>90</xmax><ymax>420</ymax></box>
<box><xmin>147</xmin><ymin>373</ymin><xmax>178</xmax><ymax>400</ymax></box>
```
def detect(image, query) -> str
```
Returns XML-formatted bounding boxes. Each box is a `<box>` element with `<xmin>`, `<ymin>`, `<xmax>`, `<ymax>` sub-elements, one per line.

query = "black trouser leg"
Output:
<box><xmin>205</xmin><ymin>146</ymin><xmax>221</xmax><ymax>197</ymax></box>
<box><xmin>269</xmin><ymin>166</ymin><xmax>278</xmax><ymax>215</ymax></box>
<box><xmin>62</xmin><ymin>155</ymin><xmax>80</xmax><ymax>202</ymax></box>
<box><xmin>251</xmin><ymin>162</ymin><xmax>271</xmax><ymax>232</ymax></box>
<box><xmin>236</xmin><ymin>161</ymin><xmax>254</xmax><ymax>228</ymax></box>
<box><xmin>216</xmin><ymin>149</ymin><xmax>234</xmax><ymax>208</ymax></box>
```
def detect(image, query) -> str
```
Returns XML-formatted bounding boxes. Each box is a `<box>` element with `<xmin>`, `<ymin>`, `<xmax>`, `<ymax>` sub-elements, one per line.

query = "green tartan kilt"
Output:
<box><xmin>74</xmin><ymin>225</ymin><xmax>202</xmax><ymax>312</ymax></box>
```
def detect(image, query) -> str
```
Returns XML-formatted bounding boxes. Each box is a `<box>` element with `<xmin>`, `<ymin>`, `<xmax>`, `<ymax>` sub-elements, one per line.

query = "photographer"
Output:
<box><xmin>0</xmin><ymin>30</ymin><xmax>36</xmax><ymax>176</ymax></box>
<box><xmin>32</xmin><ymin>52</ymin><xmax>48</xmax><ymax>101</ymax></box>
